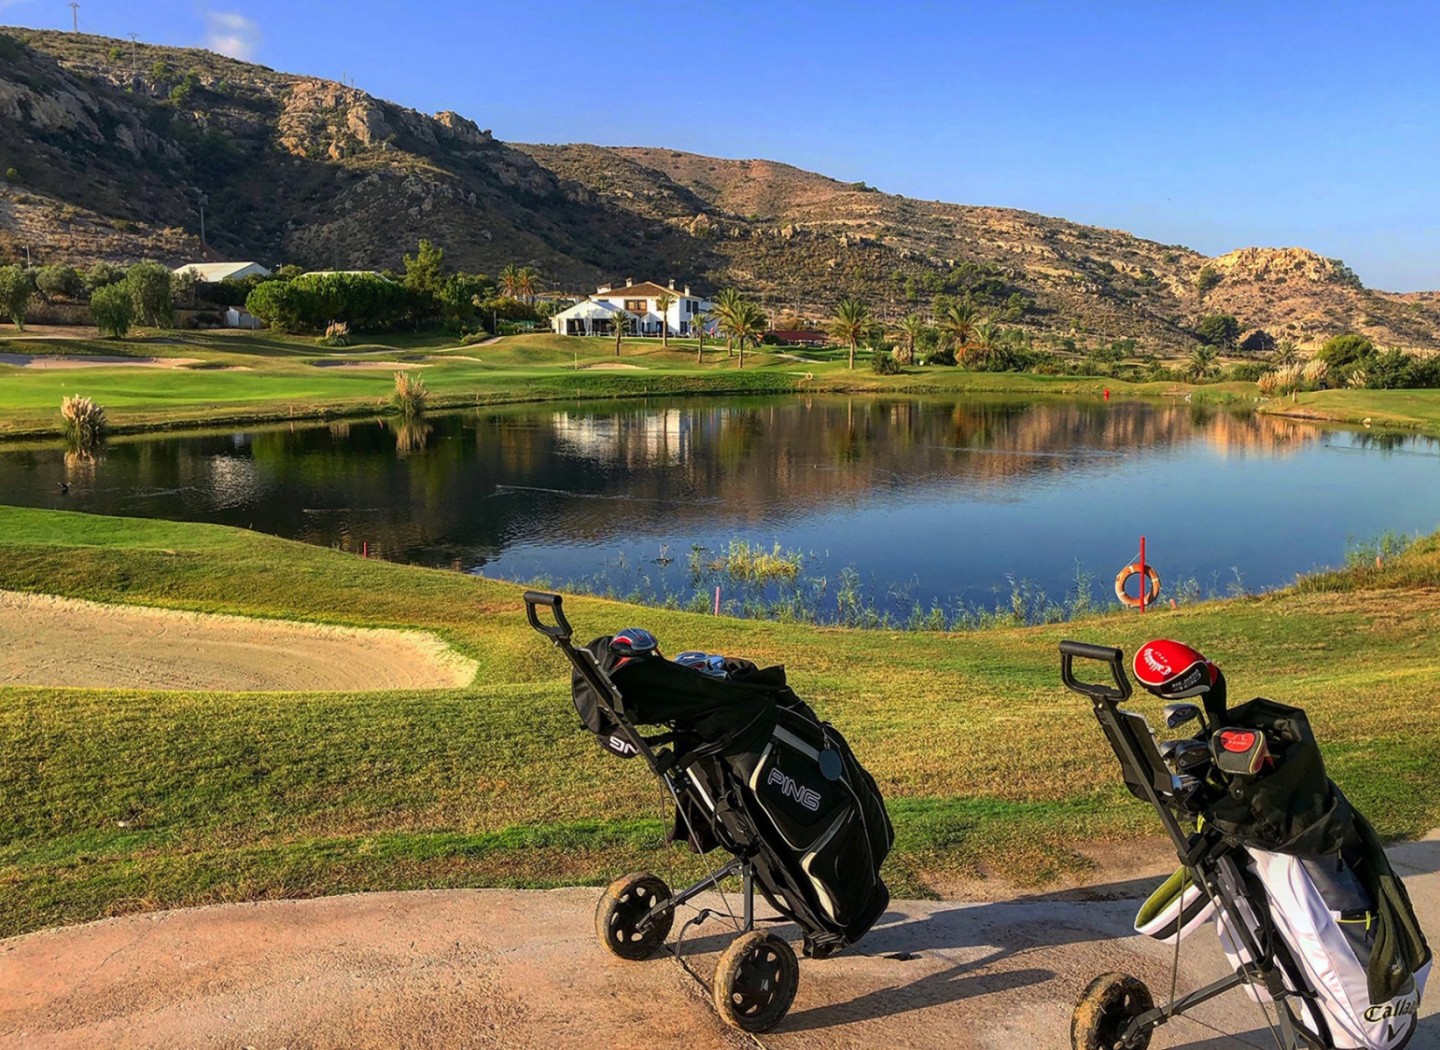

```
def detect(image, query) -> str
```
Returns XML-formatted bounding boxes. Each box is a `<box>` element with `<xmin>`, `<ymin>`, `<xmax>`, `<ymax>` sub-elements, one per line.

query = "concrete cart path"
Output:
<box><xmin>3</xmin><ymin>834</ymin><xmax>1436</xmax><ymax>1050</ymax></box>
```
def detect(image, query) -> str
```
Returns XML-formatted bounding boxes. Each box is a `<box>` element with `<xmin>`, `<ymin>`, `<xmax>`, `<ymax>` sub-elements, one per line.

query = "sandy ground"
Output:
<box><xmin>583</xmin><ymin>362</ymin><xmax>645</xmax><ymax>370</ymax></box>
<box><xmin>0</xmin><ymin>353</ymin><xmax>203</xmax><ymax>369</ymax></box>
<box><xmin>0</xmin><ymin>590</ymin><xmax>476</xmax><ymax>692</ymax></box>
<box><xmin>2</xmin><ymin>834</ymin><xmax>1436</xmax><ymax>1049</ymax></box>
<box><xmin>308</xmin><ymin>360</ymin><xmax>427</xmax><ymax>369</ymax></box>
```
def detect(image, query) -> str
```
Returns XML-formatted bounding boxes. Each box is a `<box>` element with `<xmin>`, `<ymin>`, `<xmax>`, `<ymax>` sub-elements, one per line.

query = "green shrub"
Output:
<box><xmin>1194</xmin><ymin>313</ymin><xmax>1241</xmax><ymax>348</ymax></box>
<box><xmin>3</xmin><ymin>168</ymin><xmax>17</xmax><ymax>185</ymax></box>
<box><xmin>870</xmin><ymin>350</ymin><xmax>901</xmax><ymax>375</ymax></box>
<box><xmin>0</xmin><ymin>264</ymin><xmax>35</xmax><ymax>329</ymax></box>
<box><xmin>83</xmin><ymin>262</ymin><xmax>125</xmax><ymax>294</ymax></box>
<box><xmin>89</xmin><ymin>281</ymin><xmax>134</xmax><ymax>338</ymax></box>
<box><xmin>35</xmin><ymin>264</ymin><xmax>82</xmax><ymax>300</ymax></box>
<box><xmin>1317</xmin><ymin>333</ymin><xmax>1376</xmax><ymax>371</ymax></box>
<box><xmin>1194</xmin><ymin>265</ymin><xmax>1222</xmax><ymax>296</ymax></box>
<box><xmin>125</xmin><ymin>261</ymin><xmax>173</xmax><ymax>326</ymax></box>
<box><xmin>1228</xmin><ymin>362</ymin><xmax>1269</xmax><ymax>382</ymax></box>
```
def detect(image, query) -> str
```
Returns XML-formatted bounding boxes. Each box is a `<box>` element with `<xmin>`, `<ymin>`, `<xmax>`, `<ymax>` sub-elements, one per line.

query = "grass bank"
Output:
<box><xmin>0</xmin><ymin>330</ymin><xmax>1256</xmax><ymax>439</ymax></box>
<box><xmin>2</xmin><ymin>506</ymin><xmax>1439</xmax><ymax>936</ymax></box>
<box><xmin>1259</xmin><ymin>387</ymin><xmax>1440</xmax><ymax>433</ymax></box>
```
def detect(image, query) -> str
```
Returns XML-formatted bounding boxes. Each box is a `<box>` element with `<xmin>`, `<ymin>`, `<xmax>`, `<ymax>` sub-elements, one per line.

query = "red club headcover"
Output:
<box><xmin>1133</xmin><ymin>639</ymin><xmax>1228</xmax><ymax>721</ymax></box>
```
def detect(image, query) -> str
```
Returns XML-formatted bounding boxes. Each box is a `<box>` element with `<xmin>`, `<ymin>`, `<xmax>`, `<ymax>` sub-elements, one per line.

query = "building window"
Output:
<box><xmin>624</xmin><ymin>299</ymin><xmax>646</xmax><ymax>313</ymax></box>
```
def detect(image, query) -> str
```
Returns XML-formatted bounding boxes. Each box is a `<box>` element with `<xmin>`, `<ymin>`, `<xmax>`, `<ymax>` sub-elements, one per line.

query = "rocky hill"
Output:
<box><xmin>2</xmin><ymin>26</ymin><xmax>1437</xmax><ymax>353</ymax></box>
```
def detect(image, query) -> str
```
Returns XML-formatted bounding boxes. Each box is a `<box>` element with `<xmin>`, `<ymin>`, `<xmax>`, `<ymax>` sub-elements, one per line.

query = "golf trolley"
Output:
<box><xmin>525</xmin><ymin>591</ymin><xmax>892</xmax><ymax>1033</ymax></box>
<box><xmin>1061</xmin><ymin>640</ymin><xmax>1335</xmax><ymax>1050</ymax></box>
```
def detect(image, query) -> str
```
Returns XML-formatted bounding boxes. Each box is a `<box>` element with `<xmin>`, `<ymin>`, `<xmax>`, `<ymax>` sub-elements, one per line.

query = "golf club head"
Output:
<box><xmin>1168</xmin><ymin>739</ymin><xmax>1213</xmax><ymax>775</ymax></box>
<box><xmin>1163</xmin><ymin>702</ymin><xmax>1204</xmax><ymax>730</ymax></box>
<box><xmin>1173</xmin><ymin>773</ymin><xmax>1206</xmax><ymax>812</ymax></box>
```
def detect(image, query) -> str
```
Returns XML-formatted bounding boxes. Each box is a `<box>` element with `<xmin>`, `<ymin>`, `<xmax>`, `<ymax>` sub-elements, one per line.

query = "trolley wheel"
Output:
<box><xmin>712</xmin><ymin>930</ymin><xmax>799</xmax><ymax>1033</ymax></box>
<box><xmin>594</xmin><ymin>872</ymin><xmax>674</xmax><ymax>961</ymax></box>
<box><xmin>1071</xmin><ymin>972</ymin><xmax>1155</xmax><ymax>1050</ymax></box>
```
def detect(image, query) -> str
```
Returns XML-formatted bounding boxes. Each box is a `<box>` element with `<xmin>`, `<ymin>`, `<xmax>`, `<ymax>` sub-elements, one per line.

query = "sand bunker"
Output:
<box><xmin>583</xmin><ymin>363</ymin><xmax>644</xmax><ymax>371</ymax></box>
<box><xmin>0</xmin><ymin>353</ymin><xmax>203</xmax><ymax>369</ymax></box>
<box><xmin>308</xmin><ymin>360</ymin><xmax>427</xmax><ymax>370</ymax></box>
<box><xmin>0</xmin><ymin>591</ymin><xmax>476</xmax><ymax>692</ymax></box>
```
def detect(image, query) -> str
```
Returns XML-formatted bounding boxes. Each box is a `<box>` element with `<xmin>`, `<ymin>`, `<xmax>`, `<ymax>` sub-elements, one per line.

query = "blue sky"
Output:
<box><xmin>6</xmin><ymin>0</ymin><xmax>1437</xmax><ymax>289</ymax></box>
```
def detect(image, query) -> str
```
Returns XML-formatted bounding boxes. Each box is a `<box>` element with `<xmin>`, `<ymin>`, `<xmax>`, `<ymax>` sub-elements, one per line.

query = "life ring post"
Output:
<box><xmin>1139</xmin><ymin>535</ymin><xmax>1146</xmax><ymax>614</ymax></box>
<box><xmin>1114</xmin><ymin>539</ymin><xmax>1161</xmax><ymax>611</ymax></box>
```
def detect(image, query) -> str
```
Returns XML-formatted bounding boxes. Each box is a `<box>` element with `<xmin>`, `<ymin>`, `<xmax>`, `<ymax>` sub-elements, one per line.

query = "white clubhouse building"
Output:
<box><xmin>551</xmin><ymin>279</ymin><xmax>712</xmax><ymax>337</ymax></box>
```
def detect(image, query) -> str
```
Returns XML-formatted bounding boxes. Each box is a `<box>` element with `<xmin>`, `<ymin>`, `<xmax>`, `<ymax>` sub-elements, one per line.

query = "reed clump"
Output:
<box><xmin>391</xmin><ymin>371</ymin><xmax>428</xmax><ymax>417</ymax></box>
<box><xmin>59</xmin><ymin>395</ymin><xmax>107</xmax><ymax>447</ymax></box>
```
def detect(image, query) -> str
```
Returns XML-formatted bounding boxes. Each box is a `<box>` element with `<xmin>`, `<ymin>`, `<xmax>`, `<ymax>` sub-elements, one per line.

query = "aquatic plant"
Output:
<box><xmin>59</xmin><ymin>395</ymin><xmax>107</xmax><ymax>447</ymax></box>
<box><xmin>391</xmin><ymin>371</ymin><xmax>427</xmax><ymax>417</ymax></box>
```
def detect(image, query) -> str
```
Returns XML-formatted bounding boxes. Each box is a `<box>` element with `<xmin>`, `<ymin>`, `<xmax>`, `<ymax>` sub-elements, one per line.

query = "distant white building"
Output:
<box><xmin>223</xmin><ymin>307</ymin><xmax>264</xmax><ymax>330</ymax></box>
<box><xmin>173</xmin><ymin>261</ymin><xmax>272</xmax><ymax>282</ymax></box>
<box><xmin>550</xmin><ymin>279</ymin><xmax>711</xmax><ymax>337</ymax></box>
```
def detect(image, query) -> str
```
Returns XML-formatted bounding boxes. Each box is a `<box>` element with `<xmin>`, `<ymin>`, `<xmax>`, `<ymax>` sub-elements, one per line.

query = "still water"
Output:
<box><xmin>2</xmin><ymin>395</ymin><xmax>1437</xmax><ymax>616</ymax></box>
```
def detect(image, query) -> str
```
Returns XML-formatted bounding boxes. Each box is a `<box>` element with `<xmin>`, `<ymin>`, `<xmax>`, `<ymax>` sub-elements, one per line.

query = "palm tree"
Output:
<box><xmin>1272</xmin><ymin>340</ymin><xmax>1301</xmax><ymax>368</ymax></box>
<box><xmin>693</xmin><ymin>310</ymin><xmax>708</xmax><ymax>364</ymax></box>
<box><xmin>655</xmin><ymin>291</ymin><xmax>675</xmax><ymax>348</ymax></box>
<box><xmin>968</xmin><ymin>319</ymin><xmax>1003</xmax><ymax>369</ymax></box>
<box><xmin>611</xmin><ymin>308</ymin><xmax>632</xmax><ymax>356</ymax></box>
<box><xmin>1186</xmin><ymin>344</ymin><xmax>1218</xmax><ymax>382</ymax></box>
<box><xmin>711</xmin><ymin>288</ymin><xmax>744</xmax><ymax>357</ymax></box>
<box><xmin>829</xmin><ymin>298</ymin><xmax>871</xmax><ymax>370</ymax></box>
<box><xmin>896</xmin><ymin>313</ymin><xmax>924</xmax><ymax>365</ymax></box>
<box><xmin>937</xmin><ymin>302</ymin><xmax>978</xmax><ymax>356</ymax></box>
<box><xmin>515</xmin><ymin>266</ymin><xmax>539</xmax><ymax>304</ymax></box>
<box><xmin>726</xmin><ymin>300</ymin><xmax>768</xmax><ymax>370</ymax></box>
<box><xmin>499</xmin><ymin>264</ymin><xmax>521</xmax><ymax>300</ymax></box>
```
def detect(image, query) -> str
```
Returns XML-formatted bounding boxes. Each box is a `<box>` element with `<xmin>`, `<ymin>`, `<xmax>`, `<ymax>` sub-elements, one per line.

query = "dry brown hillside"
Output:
<box><xmin>2</xmin><ymin>27</ymin><xmax>1437</xmax><ymax>353</ymax></box>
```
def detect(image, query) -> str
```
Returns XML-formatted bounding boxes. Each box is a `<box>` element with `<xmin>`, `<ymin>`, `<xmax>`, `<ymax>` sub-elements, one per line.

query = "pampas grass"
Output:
<box><xmin>391</xmin><ymin>371</ymin><xmax>427</xmax><ymax>417</ymax></box>
<box><xmin>60</xmin><ymin>395</ymin><xmax>106</xmax><ymax>447</ymax></box>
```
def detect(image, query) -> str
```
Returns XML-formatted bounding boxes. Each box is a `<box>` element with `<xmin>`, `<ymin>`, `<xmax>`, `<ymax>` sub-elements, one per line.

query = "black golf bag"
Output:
<box><xmin>1061</xmin><ymin>641</ymin><xmax>1431</xmax><ymax>1050</ymax></box>
<box><xmin>526</xmin><ymin>591</ymin><xmax>892</xmax><ymax>1033</ymax></box>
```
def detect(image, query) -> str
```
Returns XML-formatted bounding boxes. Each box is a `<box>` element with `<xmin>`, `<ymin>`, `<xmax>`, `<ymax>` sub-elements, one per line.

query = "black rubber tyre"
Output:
<box><xmin>594</xmin><ymin>872</ymin><xmax>673</xmax><ymax>961</ymax></box>
<box><xmin>712</xmin><ymin>930</ymin><xmax>800</xmax><ymax>1033</ymax></box>
<box><xmin>1071</xmin><ymin>972</ymin><xmax>1154</xmax><ymax>1050</ymax></box>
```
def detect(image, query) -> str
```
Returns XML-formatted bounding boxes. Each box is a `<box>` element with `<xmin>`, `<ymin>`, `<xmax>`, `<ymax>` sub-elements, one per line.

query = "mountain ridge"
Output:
<box><xmin>2</xmin><ymin>26</ymin><xmax>1437</xmax><ymax>352</ymax></box>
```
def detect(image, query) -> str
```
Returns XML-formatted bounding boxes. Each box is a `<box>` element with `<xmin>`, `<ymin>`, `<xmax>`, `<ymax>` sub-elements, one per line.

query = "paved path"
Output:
<box><xmin>3</xmin><ymin>835</ymin><xmax>1437</xmax><ymax>1049</ymax></box>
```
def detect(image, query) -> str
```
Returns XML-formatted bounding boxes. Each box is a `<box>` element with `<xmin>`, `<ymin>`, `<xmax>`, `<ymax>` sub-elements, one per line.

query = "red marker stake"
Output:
<box><xmin>1139</xmin><ymin>535</ymin><xmax>1147</xmax><ymax>614</ymax></box>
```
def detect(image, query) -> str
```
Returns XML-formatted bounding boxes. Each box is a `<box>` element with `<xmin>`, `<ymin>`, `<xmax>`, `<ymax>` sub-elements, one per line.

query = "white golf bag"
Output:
<box><xmin>1138</xmin><ymin>848</ymin><xmax>1430</xmax><ymax>1050</ymax></box>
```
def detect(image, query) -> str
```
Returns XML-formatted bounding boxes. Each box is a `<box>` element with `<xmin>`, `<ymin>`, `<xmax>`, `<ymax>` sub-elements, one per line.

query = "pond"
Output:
<box><xmin>2</xmin><ymin>395</ymin><xmax>1437</xmax><ymax>624</ymax></box>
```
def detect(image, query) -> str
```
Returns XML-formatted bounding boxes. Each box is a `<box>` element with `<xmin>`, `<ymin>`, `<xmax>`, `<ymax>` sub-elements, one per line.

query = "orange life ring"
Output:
<box><xmin>1115</xmin><ymin>563</ymin><xmax>1161</xmax><ymax>607</ymax></box>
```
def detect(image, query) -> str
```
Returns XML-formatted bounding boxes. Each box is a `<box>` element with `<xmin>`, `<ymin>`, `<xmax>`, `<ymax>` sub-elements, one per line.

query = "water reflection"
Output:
<box><xmin>0</xmin><ymin>395</ymin><xmax>1435</xmax><ymax>604</ymax></box>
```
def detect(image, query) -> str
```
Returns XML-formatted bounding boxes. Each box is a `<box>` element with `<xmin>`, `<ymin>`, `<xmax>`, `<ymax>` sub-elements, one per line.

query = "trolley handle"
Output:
<box><xmin>1059</xmin><ymin>640</ymin><xmax>1132</xmax><ymax>703</ymax></box>
<box><xmin>524</xmin><ymin>590</ymin><xmax>573</xmax><ymax>642</ymax></box>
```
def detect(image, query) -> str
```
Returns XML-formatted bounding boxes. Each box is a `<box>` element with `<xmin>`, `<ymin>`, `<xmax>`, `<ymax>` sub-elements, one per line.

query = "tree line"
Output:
<box><xmin>0</xmin><ymin>241</ymin><xmax>556</xmax><ymax>339</ymax></box>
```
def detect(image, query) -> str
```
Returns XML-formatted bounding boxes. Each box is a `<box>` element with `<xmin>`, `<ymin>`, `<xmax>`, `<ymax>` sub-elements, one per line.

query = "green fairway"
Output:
<box><xmin>1</xmin><ymin>506</ymin><xmax>1438</xmax><ymax>936</ymax></box>
<box><xmin>1260</xmin><ymin>387</ymin><xmax>1440</xmax><ymax>432</ymax></box>
<box><xmin>0</xmin><ymin>330</ymin><xmax>1262</xmax><ymax>438</ymax></box>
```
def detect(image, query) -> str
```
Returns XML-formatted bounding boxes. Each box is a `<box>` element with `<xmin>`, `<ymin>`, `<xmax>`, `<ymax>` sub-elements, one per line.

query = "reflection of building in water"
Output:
<box><xmin>551</xmin><ymin>409</ymin><xmax>694</xmax><ymax>466</ymax></box>
<box><xmin>1201</xmin><ymin>412</ymin><xmax>1318</xmax><ymax>459</ymax></box>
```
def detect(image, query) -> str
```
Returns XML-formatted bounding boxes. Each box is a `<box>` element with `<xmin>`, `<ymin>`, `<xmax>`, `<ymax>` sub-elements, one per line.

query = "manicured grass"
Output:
<box><xmin>0</xmin><ymin>331</ymin><xmax>1256</xmax><ymax>438</ymax></box>
<box><xmin>1261</xmin><ymin>388</ymin><xmax>1440</xmax><ymax>432</ymax></box>
<box><xmin>2</xmin><ymin>506</ymin><xmax>1439</xmax><ymax>935</ymax></box>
